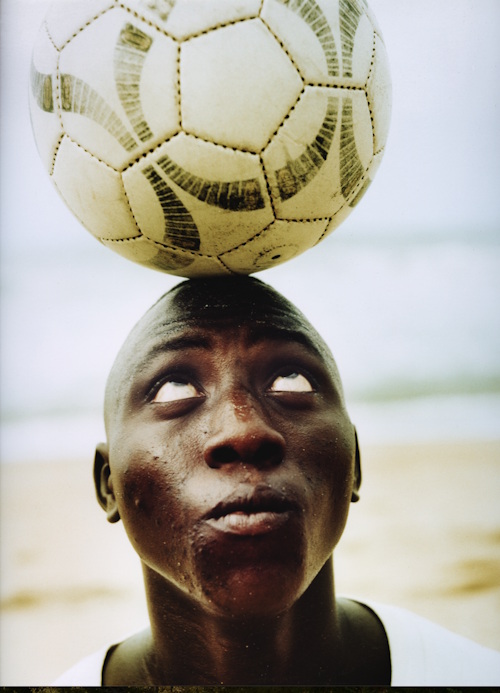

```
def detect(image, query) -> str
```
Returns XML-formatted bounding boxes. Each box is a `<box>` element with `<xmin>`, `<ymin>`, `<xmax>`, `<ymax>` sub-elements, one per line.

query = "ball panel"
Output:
<box><xmin>346</xmin><ymin>90</ymin><xmax>374</xmax><ymax>168</ymax></box>
<box><xmin>58</xmin><ymin>9</ymin><xmax>179</xmax><ymax>169</ymax></box>
<box><xmin>123</xmin><ymin>162</ymin><xmax>188</xmax><ymax>248</ymax></box>
<box><xmin>365</xmin><ymin>33</ymin><xmax>392</xmax><ymax>153</ymax></box>
<box><xmin>262</xmin><ymin>86</ymin><xmax>341</xmax><ymax>217</ymax></box>
<box><xmin>114</xmin><ymin>20</ymin><xmax>179</xmax><ymax>145</ymax></box>
<box><xmin>366</xmin><ymin>147</ymin><xmax>385</xmax><ymax>181</ymax></box>
<box><xmin>155</xmin><ymin>0</ymin><xmax>262</xmax><ymax>40</ymax></box>
<box><xmin>124</xmin><ymin>134</ymin><xmax>274</xmax><ymax>253</ymax></box>
<box><xmin>313</xmin><ymin>201</ymin><xmax>356</xmax><ymax>244</ymax></box>
<box><xmin>347</xmin><ymin>146</ymin><xmax>384</xmax><ymax>209</ymax></box>
<box><xmin>220</xmin><ymin>218</ymin><xmax>330</xmax><ymax>273</ymax></box>
<box><xmin>52</xmin><ymin>137</ymin><xmax>139</xmax><ymax>240</ymax></box>
<box><xmin>180</xmin><ymin>19</ymin><xmax>303</xmax><ymax>152</ymax></box>
<box><xmin>30</xmin><ymin>33</ymin><xmax>62</xmax><ymax>173</ymax></box>
<box><xmin>261</xmin><ymin>0</ymin><xmax>373</xmax><ymax>87</ymax></box>
<box><xmin>100</xmin><ymin>236</ymin><xmax>232</xmax><ymax>277</ymax></box>
<box><xmin>337</xmin><ymin>91</ymin><xmax>373</xmax><ymax>202</ymax></box>
<box><xmin>44</xmin><ymin>0</ymin><xmax>113</xmax><ymax>50</ymax></box>
<box><xmin>263</xmin><ymin>87</ymin><xmax>372</xmax><ymax>218</ymax></box>
<box><xmin>261</xmin><ymin>0</ymin><xmax>340</xmax><ymax>84</ymax></box>
<box><xmin>99</xmin><ymin>235</ymin><xmax>193</xmax><ymax>273</ymax></box>
<box><xmin>337</xmin><ymin>0</ymin><xmax>373</xmax><ymax>83</ymax></box>
<box><xmin>349</xmin><ymin>13</ymin><xmax>375</xmax><ymax>84</ymax></box>
<box><xmin>126</xmin><ymin>160</ymin><xmax>204</xmax><ymax>253</ymax></box>
<box><xmin>361</xmin><ymin>0</ymin><xmax>384</xmax><ymax>36</ymax></box>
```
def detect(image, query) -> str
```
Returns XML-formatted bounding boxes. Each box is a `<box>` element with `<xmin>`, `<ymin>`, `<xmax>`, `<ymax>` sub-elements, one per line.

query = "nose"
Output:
<box><xmin>203</xmin><ymin>395</ymin><xmax>285</xmax><ymax>470</ymax></box>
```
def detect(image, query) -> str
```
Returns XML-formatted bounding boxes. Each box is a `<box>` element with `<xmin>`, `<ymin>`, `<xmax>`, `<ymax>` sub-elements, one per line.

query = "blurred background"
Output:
<box><xmin>1</xmin><ymin>0</ymin><xmax>499</xmax><ymax>685</ymax></box>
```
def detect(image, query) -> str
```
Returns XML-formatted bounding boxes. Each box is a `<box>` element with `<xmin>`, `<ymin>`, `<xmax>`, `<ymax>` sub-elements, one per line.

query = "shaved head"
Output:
<box><xmin>103</xmin><ymin>276</ymin><xmax>345</xmax><ymax>435</ymax></box>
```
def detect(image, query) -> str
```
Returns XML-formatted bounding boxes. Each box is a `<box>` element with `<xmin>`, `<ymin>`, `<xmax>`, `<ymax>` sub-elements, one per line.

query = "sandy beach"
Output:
<box><xmin>1</xmin><ymin>439</ymin><xmax>499</xmax><ymax>685</ymax></box>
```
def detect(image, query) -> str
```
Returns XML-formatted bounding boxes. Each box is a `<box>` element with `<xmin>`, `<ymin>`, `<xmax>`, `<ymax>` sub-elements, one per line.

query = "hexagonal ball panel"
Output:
<box><xmin>58</xmin><ymin>8</ymin><xmax>179</xmax><ymax>170</ymax></box>
<box><xmin>261</xmin><ymin>0</ymin><xmax>375</xmax><ymax>86</ymax></box>
<box><xmin>30</xmin><ymin>30</ymin><xmax>62</xmax><ymax>172</ymax></box>
<box><xmin>44</xmin><ymin>0</ymin><xmax>112</xmax><ymax>50</ymax></box>
<box><xmin>366</xmin><ymin>34</ymin><xmax>392</xmax><ymax>153</ymax></box>
<box><xmin>52</xmin><ymin>137</ymin><xmax>139</xmax><ymax>241</ymax></box>
<box><xmin>155</xmin><ymin>0</ymin><xmax>262</xmax><ymax>40</ymax></box>
<box><xmin>124</xmin><ymin>133</ymin><xmax>273</xmax><ymax>254</ymax></box>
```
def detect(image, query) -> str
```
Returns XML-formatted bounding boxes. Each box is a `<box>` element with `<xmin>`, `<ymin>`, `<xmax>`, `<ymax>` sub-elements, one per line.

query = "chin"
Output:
<box><xmin>189</xmin><ymin>512</ymin><xmax>310</xmax><ymax>619</ymax></box>
<box><xmin>201</xmin><ymin>564</ymin><xmax>306</xmax><ymax>620</ymax></box>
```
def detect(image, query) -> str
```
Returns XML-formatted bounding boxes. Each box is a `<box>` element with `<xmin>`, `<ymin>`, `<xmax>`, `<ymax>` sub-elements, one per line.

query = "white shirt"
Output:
<box><xmin>53</xmin><ymin>600</ymin><xmax>500</xmax><ymax>685</ymax></box>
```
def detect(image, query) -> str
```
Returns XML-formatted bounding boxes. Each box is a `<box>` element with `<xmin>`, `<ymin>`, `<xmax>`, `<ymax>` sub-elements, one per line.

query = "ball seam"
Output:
<box><xmin>57</xmin><ymin>4</ymin><xmax>115</xmax><ymax>51</ymax></box>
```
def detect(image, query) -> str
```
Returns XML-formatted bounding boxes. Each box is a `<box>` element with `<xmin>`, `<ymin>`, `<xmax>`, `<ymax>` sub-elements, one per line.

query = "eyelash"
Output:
<box><xmin>266</xmin><ymin>366</ymin><xmax>317</xmax><ymax>390</ymax></box>
<box><xmin>147</xmin><ymin>372</ymin><xmax>203</xmax><ymax>401</ymax></box>
<box><xmin>146</xmin><ymin>365</ymin><xmax>319</xmax><ymax>404</ymax></box>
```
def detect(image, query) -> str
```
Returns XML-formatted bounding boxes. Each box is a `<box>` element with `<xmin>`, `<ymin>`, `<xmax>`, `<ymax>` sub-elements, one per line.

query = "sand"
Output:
<box><xmin>1</xmin><ymin>440</ymin><xmax>500</xmax><ymax>685</ymax></box>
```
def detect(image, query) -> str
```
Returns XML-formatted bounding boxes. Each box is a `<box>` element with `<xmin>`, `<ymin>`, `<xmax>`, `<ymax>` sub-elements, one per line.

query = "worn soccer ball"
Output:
<box><xmin>30</xmin><ymin>0</ymin><xmax>391</xmax><ymax>277</ymax></box>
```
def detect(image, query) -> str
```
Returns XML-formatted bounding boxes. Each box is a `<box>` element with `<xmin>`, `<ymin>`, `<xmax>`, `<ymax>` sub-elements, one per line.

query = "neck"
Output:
<box><xmin>141</xmin><ymin>558</ymin><xmax>343</xmax><ymax>685</ymax></box>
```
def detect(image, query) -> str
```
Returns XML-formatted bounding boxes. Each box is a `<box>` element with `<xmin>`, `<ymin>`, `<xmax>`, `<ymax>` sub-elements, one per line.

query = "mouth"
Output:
<box><xmin>204</xmin><ymin>485</ymin><xmax>300</xmax><ymax>536</ymax></box>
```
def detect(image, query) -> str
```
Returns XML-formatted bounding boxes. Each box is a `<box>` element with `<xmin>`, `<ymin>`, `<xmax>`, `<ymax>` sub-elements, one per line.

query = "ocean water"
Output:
<box><xmin>1</xmin><ymin>227</ymin><xmax>499</xmax><ymax>464</ymax></box>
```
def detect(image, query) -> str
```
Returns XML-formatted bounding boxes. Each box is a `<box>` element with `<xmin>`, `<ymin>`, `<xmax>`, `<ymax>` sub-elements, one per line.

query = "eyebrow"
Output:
<box><xmin>139</xmin><ymin>323</ymin><xmax>324</xmax><ymax>366</ymax></box>
<box><xmin>138</xmin><ymin>333</ymin><xmax>212</xmax><ymax>368</ymax></box>
<box><xmin>245</xmin><ymin>324</ymin><xmax>324</xmax><ymax>359</ymax></box>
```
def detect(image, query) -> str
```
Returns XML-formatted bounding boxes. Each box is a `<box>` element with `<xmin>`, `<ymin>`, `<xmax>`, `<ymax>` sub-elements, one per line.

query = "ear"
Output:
<box><xmin>94</xmin><ymin>442</ymin><xmax>120</xmax><ymax>523</ymax></box>
<box><xmin>351</xmin><ymin>427</ymin><xmax>362</xmax><ymax>503</ymax></box>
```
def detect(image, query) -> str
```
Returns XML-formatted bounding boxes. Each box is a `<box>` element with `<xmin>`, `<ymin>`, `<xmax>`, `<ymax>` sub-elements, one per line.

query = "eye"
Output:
<box><xmin>153</xmin><ymin>379</ymin><xmax>201</xmax><ymax>403</ymax></box>
<box><xmin>268</xmin><ymin>371</ymin><xmax>314</xmax><ymax>393</ymax></box>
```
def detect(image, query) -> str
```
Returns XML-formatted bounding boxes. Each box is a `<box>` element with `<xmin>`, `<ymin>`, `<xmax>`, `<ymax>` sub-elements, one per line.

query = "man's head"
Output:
<box><xmin>95</xmin><ymin>276</ymin><xmax>360</xmax><ymax>618</ymax></box>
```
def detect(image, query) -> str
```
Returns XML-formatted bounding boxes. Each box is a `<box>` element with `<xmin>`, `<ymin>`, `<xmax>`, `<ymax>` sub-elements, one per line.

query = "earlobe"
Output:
<box><xmin>94</xmin><ymin>442</ymin><xmax>120</xmax><ymax>523</ymax></box>
<box><xmin>351</xmin><ymin>427</ymin><xmax>362</xmax><ymax>503</ymax></box>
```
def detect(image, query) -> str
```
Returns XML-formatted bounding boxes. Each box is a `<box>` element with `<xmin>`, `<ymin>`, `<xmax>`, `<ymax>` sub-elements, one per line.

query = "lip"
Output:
<box><xmin>203</xmin><ymin>485</ymin><xmax>300</xmax><ymax>536</ymax></box>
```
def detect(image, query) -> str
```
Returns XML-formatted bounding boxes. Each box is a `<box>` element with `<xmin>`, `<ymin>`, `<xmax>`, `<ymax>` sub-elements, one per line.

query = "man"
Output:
<box><xmin>54</xmin><ymin>276</ymin><xmax>500</xmax><ymax>685</ymax></box>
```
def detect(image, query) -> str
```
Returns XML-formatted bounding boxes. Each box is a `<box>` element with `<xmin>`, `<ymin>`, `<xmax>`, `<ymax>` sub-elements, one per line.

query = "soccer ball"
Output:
<box><xmin>30</xmin><ymin>0</ymin><xmax>391</xmax><ymax>277</ymax></box>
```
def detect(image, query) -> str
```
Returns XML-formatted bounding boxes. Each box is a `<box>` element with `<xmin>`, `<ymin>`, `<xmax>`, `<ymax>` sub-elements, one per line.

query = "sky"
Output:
<box><xmin>1</xmin><ymin>0</ymin><xmax>499</xmax><ymax>458</ymax></box>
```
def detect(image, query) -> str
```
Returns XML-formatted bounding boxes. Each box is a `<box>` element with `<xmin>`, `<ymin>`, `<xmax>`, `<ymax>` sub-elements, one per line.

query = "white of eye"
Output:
<box><xmin>269</xmin><ymin>372</ymin><xmax>313</xmax><ymax>393</ymax></box>
<box><xmin>153</xmin><ymin>380</ymin><xmax>200</xmax><ymax>402</ymax></box>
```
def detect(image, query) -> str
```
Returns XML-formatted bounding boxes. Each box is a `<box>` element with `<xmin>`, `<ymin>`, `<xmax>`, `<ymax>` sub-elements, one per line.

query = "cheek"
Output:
<box><xmin>292</xmin><ymin>417</ymin><xmax>356</xmax><ymax>548</ymax></box>
<box><xmin>291</xmin><ymin>415</ymin><xmax>354</xmax><ymax>483</ymax></box>
<box><xmin>111</xmin><ymin>423</ymin><xmax>192</xmax><ymax>512</ymax></box>
<box><xmin>119</xmin><ymin>464</ymin><xmax>180</xmax><ymax>539</ymax></box>
<box><xmin>110</xmin><ymin>441</ymin><xmax>193</xmax><ymax>576</ymax></box>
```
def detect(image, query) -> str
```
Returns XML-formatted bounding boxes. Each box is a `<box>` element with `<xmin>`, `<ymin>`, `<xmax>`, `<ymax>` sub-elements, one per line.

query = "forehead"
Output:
<box><xmin>131</xmin><ymin>280</ymin><xmax>331</xmax><ymax>364</ymax></box>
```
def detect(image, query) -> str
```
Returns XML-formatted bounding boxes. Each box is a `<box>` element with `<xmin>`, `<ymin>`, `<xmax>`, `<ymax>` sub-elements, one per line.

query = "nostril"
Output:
<box><xmin>210</xmin><ymin>445</ymin><xmax>240</xmax><ymax>466</ymax></box>
<box><xmin>254</xmin><ymin>441</ymin><xmax>283</xmax><ymax>467</ymax></box>
<box><xmin>206</xmin><ymin>440</ymin><xmax>284</xmax><ymax>469</ymax></box>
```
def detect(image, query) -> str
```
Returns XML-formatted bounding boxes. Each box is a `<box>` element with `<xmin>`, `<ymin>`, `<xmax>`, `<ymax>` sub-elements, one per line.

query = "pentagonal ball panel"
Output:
<box><xmin>180</xmin><ymin>19</ymin><xmax>303</xmax><ymax>152</ymax></box>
